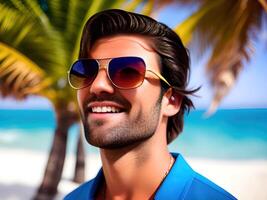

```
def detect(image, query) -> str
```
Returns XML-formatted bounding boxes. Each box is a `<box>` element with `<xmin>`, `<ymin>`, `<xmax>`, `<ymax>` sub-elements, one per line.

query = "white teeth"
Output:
<box><xmin>91</xmin><ymin>106</ymin><xmax>121</xmax><ymax>113</ymax></box>
<box><xmin>102</xmin><ymin>107</ymin><xmax>107</xmax><ymax>112</ymax></box>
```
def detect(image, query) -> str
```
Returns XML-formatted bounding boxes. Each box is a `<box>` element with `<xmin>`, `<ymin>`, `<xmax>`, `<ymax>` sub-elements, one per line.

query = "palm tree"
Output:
<box><xmin>0</xmin><ymin>1</ymin><xmax>84</xmax><ymax>199</ymax></box>
<box><xmin>0</xmin><ymin>0</ymin><xmax>157</xmax><ymax>199</ymax></box>
<box><xmin>175</xmin><ymin>0</ymin><xmax>267</xmax><ymax>115</ymax></box>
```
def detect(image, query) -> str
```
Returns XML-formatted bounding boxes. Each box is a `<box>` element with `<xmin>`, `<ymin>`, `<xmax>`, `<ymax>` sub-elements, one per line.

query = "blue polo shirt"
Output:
<box><xmin>64</xmin><ymin>153</ymin><xmax>237</xmax><ymax>200</ymax></box>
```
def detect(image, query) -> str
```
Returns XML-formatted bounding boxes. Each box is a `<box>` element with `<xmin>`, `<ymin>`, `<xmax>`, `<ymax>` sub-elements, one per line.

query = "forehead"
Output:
<box><xmin>89</xmin><ymin>35</ymin><xmax>158</xmax><ymax>63</ymax></box>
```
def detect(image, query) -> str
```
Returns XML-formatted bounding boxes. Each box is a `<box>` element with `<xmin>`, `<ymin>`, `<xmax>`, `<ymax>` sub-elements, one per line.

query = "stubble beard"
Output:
<box><xmin>81</xmin><ymin>96</ymin><xmax>163</xmax><ymax>149</ymax></box>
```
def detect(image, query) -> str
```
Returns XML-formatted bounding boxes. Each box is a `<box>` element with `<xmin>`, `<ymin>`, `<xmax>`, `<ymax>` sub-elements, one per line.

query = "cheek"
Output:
<box><xmin>123</xmin><ymin>83</ymin><xmax>162</xmax><ymax>115</ymax></box>
<box><xmin>139</xmin><ymin>81</ymin><xmax>162</xmax><ymax>104</ymax></box>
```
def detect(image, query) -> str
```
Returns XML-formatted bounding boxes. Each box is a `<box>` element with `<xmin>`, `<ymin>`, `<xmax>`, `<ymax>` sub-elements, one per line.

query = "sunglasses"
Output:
<box><xmin>68</xmin><ymin>56</ymin><xmax>171</xmax><ymax>90</ymax></box>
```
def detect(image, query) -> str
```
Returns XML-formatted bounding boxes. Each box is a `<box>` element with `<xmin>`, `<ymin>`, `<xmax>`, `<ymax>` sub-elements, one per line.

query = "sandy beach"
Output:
<box><xmin>1</xmin><ymin>148</ymin><xmax>267</xmax><ymax>200</ymax></box>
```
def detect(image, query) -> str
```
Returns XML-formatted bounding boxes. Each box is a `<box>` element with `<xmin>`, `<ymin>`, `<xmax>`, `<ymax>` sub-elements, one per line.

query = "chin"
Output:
<box><xmin>86</xmin><ymin>132</ymin><xmax>154</xmax><ymax>150</ymax></box>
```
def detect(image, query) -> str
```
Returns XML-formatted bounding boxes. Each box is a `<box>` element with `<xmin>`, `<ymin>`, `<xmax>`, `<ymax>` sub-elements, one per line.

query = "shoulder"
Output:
<box><xmin>183</xmin><ymin>171</ymin><xmax>237</xmax><ymax>200</ymax></box>
<box><xmin>165</xmin><ymin>153</ymin><xmax>237</xmax><ymax>200</ymax></box>
<box><xmin>63</xmin><ymin>179</ymin><xmax>94</xmax><ymax>200</ymax></box>
<box><xmin>64</xmin><ymin>168</ymin><xmax>104</xmax><ymax>200</ymax></box>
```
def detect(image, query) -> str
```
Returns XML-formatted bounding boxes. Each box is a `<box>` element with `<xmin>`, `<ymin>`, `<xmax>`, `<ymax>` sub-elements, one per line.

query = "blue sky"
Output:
<box><xmin>0</xmin><ymin>3</ymin><xmax>266</xmax><ymax>110</ymax></box>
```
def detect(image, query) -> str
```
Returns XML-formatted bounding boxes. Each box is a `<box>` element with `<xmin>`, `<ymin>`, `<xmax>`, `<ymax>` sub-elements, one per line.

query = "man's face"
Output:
<box><xmin>77</xmin><ymin>35</ymin><xmax>165</xmax><ymax>149</ymax></box>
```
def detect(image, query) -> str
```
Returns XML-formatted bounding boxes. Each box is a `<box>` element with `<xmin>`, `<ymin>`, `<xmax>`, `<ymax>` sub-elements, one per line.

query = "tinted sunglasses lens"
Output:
<box><xmin>109</xmin><ymin>57</ymin><xmax>145</xmax><ymax>89</ymax></box>
<box><xmin>69</xmin><ymin>59</ymin><xmax>98</xmax><ymax>89</ymax></box>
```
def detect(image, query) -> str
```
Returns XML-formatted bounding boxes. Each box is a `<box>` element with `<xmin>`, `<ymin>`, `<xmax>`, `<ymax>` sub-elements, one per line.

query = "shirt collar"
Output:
<box><xmin>88</xmin><ymin>168</ymin><xmax>104</xmax><ymax>199</ymax></box>
<box><xmin>88</xmin><ymin>153</ymin><xmax>194</xmax><ymax>200</ymax></box>
<box><xmin>154</xmin><ymin>153</ymin><xmax>195</xmax><ymax>200</ymax></box>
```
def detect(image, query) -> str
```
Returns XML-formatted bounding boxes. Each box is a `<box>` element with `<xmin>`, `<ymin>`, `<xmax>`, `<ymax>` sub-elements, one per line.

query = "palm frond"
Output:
<box><xmin>69</xmin><ymin>0</ymin><xmax>106</xmax><ymax>62</ymax></box>
<box><xmin>65</xmin><ymin>1</ymin><xmax>92</xmax><ymax>40</ymax></box>
<box><xmin>175</xmin><ymin>0</ymin><xmax>223</xmax><ymax>46</ymax></box>
<box><xmin>140</xmin><ymin>0</ymin><xmax>154</xmax><ymax>16</ymax></box>
<box><xmin>69</xmin><ymin>0</ymin><xmax>129</xmax><ymax>62</ymax></box>
<box><xmin>0</xmin><ymin>2</ymin><xmax>67</xmax><ymax>79</ymax></box>
<box><xmin>174</xmin><ymin>0</ymin><xmax>265</xmax><ymax>113</ymax></box>
<box><xmin>205</xmin><ymin>1</ymin><xmax>264</xmax><ymax>114</ymax></box>
<box><xmin>123</xmin><ymin>0</ymin><xmax>144</xmax><ymax>12</ymax></box>
<box><xmin>0</xmin><ymin>42</ymin><xmax>51</xmax><ymax>99</ymax></box>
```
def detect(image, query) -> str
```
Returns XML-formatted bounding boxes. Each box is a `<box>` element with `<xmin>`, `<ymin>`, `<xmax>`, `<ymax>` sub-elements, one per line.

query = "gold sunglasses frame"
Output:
<box><xmin>68</xmin><ymin>57</ymin><xmax>171</xmax><ymax>90</ymax></box>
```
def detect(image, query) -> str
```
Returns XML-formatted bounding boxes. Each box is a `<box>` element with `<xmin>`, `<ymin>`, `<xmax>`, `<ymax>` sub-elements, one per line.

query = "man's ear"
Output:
<box><xmin>162</xmin><ymin>88</ymin><xmax>182</xmax><ymax>117</ymax></box>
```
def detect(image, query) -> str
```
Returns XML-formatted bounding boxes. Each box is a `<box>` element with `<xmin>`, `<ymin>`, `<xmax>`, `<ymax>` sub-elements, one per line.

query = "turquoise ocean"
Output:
<box><xmin>0</xmin><ymin>108</ymin><xmax>266</xmax><ymax>160</ymax></box>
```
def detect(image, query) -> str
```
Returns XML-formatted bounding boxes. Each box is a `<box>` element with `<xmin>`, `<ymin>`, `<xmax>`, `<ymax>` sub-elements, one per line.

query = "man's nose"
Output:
<box><xmin>89</xmin><ymin>69</ymin><xmax>115</xmax><ymax>95</ymax></box>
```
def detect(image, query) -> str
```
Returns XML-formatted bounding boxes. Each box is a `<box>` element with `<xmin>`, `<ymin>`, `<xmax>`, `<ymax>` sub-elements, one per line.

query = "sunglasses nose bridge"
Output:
<box><xmin>97</xmin><ymin>59</ymin><xmax>110</xmax><ymax>78</ymax></box>
<box><xmin>89</xmin><ymin>59</ymin><xmax>114</xmax><ymax>94</ymax></box>
<box><xmin>98</xmin><ymin>65</ymin><xmax>107</xmax><ymax>71</ymax></box>
<box><xmin>97</xmin><ymin>58</ymin><xmax>110</xmax><ymax>69</ymax></box>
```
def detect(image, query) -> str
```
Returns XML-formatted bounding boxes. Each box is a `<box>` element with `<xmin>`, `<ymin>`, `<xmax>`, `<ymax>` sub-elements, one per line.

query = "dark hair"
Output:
<box><xmin>79</xmin><ymin>9</ymin><xmax>198</xmax><ymax>144</ymax></box>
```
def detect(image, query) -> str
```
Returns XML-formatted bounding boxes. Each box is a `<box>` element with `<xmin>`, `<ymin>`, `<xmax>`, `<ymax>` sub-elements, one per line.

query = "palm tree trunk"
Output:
<box><xmin>73</xmin><ymin>127</ymin><xmax>85</xmax><ymax>183</ymax></box>
<box><xmin>33</xmin><ymin>107</ymin><xmax>78</xmax><ymax>200</ymax></box>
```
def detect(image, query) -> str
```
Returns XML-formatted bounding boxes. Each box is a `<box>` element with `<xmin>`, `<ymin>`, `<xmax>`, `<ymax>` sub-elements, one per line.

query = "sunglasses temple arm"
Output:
<box><xmin>146</xmin><ymin>69</ymin><xmax>171</xmax><ymax>87</ymax></box>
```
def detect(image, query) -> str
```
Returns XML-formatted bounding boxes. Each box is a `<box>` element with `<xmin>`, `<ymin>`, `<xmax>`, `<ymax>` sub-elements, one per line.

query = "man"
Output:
<box><xmin>65</xmin><ymin>9</ymin><xmax>237</xmax><ymax>200</ymax></box>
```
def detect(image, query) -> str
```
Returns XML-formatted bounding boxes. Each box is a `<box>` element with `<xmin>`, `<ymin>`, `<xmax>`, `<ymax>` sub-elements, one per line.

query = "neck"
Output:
<box><xmin>99</xmin><ymin>137</ymin><xmax>173</xmax><ymax>200</ymax></box>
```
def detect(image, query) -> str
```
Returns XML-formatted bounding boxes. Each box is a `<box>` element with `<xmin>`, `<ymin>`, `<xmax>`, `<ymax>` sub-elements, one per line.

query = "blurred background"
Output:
<box><xmin>0</xmin><ymin>1</ymin><xmax>266</xmax><ymax>200</ymax></box>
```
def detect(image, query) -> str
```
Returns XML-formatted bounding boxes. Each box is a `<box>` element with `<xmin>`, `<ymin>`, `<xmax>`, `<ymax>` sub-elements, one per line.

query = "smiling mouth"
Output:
<box><xmin>90</xmin><ymin>106</ymin><xmax>124</xmax><ymax>113</ymax></box>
